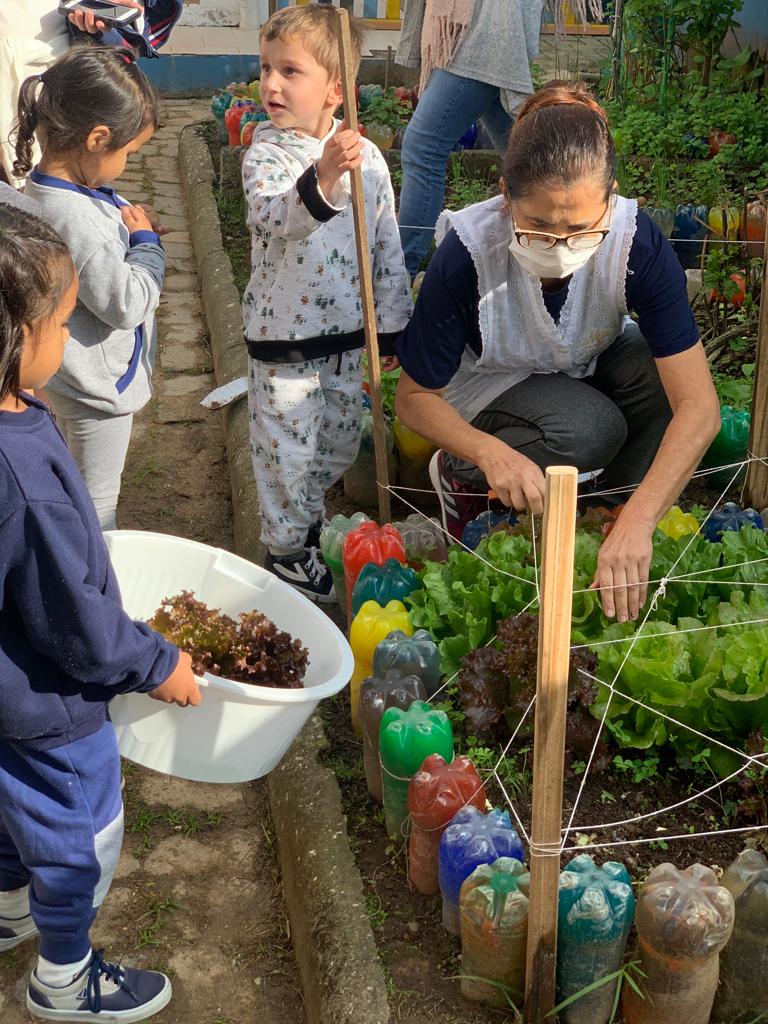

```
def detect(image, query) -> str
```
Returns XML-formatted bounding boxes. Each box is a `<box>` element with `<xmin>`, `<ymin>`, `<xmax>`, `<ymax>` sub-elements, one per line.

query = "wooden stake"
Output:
<box><xmin>524</xmin><ymin>466</ymin><xmax>578</xmax><ymax>1023</ymax></box>
<box><xmin>745</xmin><ymin>226</ymin><xmax>768</xmax><ymax>509</ymax></box>
<box><xmin>337</xmin><ymin>8</ymin><xmax>391</xmax><ymax>524</ymax></box>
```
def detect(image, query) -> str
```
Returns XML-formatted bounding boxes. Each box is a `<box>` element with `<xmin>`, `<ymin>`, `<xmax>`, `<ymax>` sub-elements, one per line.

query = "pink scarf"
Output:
<box><xmin>418</xmin><ymin>0</ymin><xmax>475</xmax><ymax>96</ymax></box>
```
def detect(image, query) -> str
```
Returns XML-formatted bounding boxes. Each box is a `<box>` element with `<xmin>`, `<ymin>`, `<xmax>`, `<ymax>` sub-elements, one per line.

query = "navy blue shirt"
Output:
<box><xmin>0</xmin><ymin>397</ymin><xmax>178</xmax><ymax>750</ymax></box>
<box><xmin>395</xmin><ymin>210</ymin><xmax>699</xmax><ymax>390</ymax></box>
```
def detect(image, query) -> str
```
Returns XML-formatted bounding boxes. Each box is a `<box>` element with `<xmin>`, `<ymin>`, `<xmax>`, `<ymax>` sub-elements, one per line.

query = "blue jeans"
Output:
<box><xmin>398</xmin><ymin>69</ymin><xmax>513</xmax><ymax>278</ymax></box>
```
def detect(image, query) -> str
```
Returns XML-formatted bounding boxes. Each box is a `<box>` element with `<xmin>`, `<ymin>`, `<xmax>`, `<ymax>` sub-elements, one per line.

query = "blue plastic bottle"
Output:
<box><xmin>556</xmin><ymin>854</ymin><xmax>635</xmax><ymax>1024</ymax></box>
<box><xmin>438</xmin><ymin>806</ymin><xmax>525</xmax><ymax>935</ymax></box>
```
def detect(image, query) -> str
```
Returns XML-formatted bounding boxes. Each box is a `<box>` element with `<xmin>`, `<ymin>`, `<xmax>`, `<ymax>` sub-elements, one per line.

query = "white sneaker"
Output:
<box><xmin>0</xmin><ymin>910</ymin><xmax>37</xmax><ymax>951</ymax></box>
<box><xmin>27</xmin><ymin>949</ymin><xmax>172</xmax><ymax>1022</ymax></box>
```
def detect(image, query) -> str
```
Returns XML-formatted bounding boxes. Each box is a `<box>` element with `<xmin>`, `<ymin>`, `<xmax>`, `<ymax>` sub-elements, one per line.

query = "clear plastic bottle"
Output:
<box><xmin>460</xmin><ymin>857</ymin><xmax>530</xmax><ymax>1009</ymax></box>
<box><xmin>622</xmin><ymin>863</ymin><xmax>734</xmax><ymax>1024</ymax></box>
<box><xmin>359</xmin><ymin>670</ymin><xmax>425</xmax><ymax>804</ymax></box>
<box><xmin>712</xmin><ymin>848</ymin><xmax>768</xmax><ymax>1023</ymax></box>
<box><xmin>556</xmin><ymin>854</ymin><xmax>634</xmax><ymax>1024</ymax></box>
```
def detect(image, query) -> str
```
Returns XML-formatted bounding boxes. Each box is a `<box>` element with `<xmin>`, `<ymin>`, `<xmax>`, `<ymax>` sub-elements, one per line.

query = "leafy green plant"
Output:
<box><xmin>359</xmin><ymin>90</ymin><xmax>411</xmax><ymax>132</ymax></box>
<box><xmin>613</xmin><ymin>755</ymin><xmax>660</xmax><ymax>783</ymax></box>
<box><xmin>149</xmin><ymin>591</ymin><xmax>309</xmax><ymax>687</ymax></box>
<box><xmin>444</xmin><ymin>159</ymin><xmax>498</xmax><ymax>211</ymax></box>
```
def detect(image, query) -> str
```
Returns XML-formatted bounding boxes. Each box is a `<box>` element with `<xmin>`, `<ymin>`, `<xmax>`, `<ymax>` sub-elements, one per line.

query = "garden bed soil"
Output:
<box><xmin>196</xmin><ymin>116</ymin><xmax>765</xmax><ymax>1023</ymax></box>
<box><xmin>319</xmin><ymin>686</ymin><xmax>766</xmax><ymax>1023</ymax></box>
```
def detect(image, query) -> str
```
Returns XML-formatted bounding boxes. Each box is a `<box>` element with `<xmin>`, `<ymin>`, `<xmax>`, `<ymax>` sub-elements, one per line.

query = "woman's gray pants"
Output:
<box><xmin>447</xmin><ymin>325</ymin><xmax>673</xmax><ymax>503</ymax></box>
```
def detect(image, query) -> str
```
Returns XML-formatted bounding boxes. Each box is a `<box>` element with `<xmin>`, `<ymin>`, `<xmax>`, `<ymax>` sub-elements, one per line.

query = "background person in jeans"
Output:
<box><xmin>394</xmin><ymin>81</ymin><xmax>721</xmax><ymax>625</ymax></box>
<box><xmin>396</xmin><ymin>0</ymin><xmax>544</xmax><ymax>279</ymax></box>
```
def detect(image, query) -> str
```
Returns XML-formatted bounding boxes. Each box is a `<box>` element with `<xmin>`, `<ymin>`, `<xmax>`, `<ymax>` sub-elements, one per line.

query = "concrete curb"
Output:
<box><xmin>178</xmin><ymin>123</ymin><xmax>391</xmax><ymax>1024</ymax></box>
<box><xmin>178</xmin><ymin>123</ymin><xmax>263</xmax><ymax>567</ymax></box>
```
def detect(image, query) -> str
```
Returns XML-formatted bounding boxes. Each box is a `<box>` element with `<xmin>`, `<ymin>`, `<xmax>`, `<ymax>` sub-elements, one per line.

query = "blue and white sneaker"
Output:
<box><xmin>265</xmin><ymin>548</ymin><xmax>335</xmax><ymax>603</ymax></box>
<box><xmin>27</xmin><ymin>949</ymin><xmax>172</xmax><ymax>1022</ymax></box>
<box><xmin>0</xmin><ymin>909</ymin><xmax>37</xmax><ymax>951</ymax></box>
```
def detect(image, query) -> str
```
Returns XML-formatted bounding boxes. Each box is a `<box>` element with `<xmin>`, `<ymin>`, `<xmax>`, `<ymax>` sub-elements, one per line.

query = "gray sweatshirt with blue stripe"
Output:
<box><xmin>24</xmin><ymin>171</ymin><xmax>165</xmax><ymax>416</ymax></box>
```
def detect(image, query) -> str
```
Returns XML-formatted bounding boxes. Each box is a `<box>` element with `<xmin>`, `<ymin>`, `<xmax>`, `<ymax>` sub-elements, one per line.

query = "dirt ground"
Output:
<box><xmin>0</xmin><ymin>101</ymin><xmax>306</xmax><ymax>1024</ymax></box>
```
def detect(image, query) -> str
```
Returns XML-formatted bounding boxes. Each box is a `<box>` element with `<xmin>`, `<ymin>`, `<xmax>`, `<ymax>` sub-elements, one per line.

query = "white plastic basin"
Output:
<box><xmin>104</xmin><ymin>531</ymin><xmax>352</xmax><ymax>783</ymax></box>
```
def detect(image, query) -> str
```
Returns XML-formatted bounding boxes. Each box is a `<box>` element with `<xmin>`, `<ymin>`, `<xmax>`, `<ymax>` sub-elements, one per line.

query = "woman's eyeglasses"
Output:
<box><xmin>513</xmin><ymin>197</ymin><xmax>613</xmax><ymax>251</ymax></box>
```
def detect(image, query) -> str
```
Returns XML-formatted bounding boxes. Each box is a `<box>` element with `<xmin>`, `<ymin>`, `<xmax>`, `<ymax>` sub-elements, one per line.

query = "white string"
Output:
<box><xmin>561</xmin><ymin>458</ymin><xmax>749</xmax><ymax>845</ymax></box>
<box><xmin>562</xmin><ymin>667</ymin><xmax>765</xmax><ymax>833</ymax></box>
<box><xmin>560</xmin><ymin>823</ymin><xmax>768</xmax><ymax>854</ymax></box>
<box><xmin>396</xmin><ymin>223</ymin><xmax>759</xmax><ymax>248</ymax></box>
<box><xmin>377</xmin><ymin>453</ymin><xmax>768</xmax><ymax>859</ymax></box>
<box><xmin>572</xmin><ymin>613</ymin><xmax>768</xmax><ymax>650</ymax></box>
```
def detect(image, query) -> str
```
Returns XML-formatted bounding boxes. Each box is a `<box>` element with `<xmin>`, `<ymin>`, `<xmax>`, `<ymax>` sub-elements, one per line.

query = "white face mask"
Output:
<box><xmin>508</xmin><ymin>231</ymin><xmax>603</xmax><ymax>279</ymax></box>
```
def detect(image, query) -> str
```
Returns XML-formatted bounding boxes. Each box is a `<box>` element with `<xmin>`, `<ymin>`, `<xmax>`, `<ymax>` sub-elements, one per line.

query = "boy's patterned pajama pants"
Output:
<box><xmin>248</xmin><ymin>350</ymin><xmax>363</xmax><ymax>556</ymax></box>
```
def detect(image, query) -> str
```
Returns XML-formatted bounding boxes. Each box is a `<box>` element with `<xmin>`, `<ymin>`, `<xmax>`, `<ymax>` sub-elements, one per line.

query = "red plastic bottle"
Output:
<box><xmin>408</xmin><ymin>754</ymin><xmax>486</xmax><ymax>895</ymax></box>
<box><xmin>342</xmin><ymin>522</ymin><xmax>405</xmax><ymax>622</ymax></box>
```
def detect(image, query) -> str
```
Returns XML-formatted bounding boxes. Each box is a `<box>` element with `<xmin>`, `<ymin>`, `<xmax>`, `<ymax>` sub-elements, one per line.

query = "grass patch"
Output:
<box><xmin>137</xmin><ymin>896</ymin><xmax>179</xmax><ymax>948</ymax></box>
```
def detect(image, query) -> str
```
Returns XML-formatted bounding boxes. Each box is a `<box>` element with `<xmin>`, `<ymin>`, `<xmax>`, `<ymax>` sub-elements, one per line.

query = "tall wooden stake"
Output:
<box><xmin>524</xmin><ymin>466</ymin><xmax>578</xmax><ymax>1023</ymax></box>
<box><xmin>337</xmin><ymin>8</ymin><xmax>391</xmax><ymax>524</ymax></box>
<box><xmin>744</xmin><ymin>226</ymin><xmax>768</xmax><ymax>509</ymax></box>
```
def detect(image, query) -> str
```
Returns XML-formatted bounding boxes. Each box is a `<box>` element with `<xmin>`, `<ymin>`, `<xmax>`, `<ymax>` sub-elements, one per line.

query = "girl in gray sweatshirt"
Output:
<box><xmin>14</xmin><ymin>46</ymin><xmax>164</xmax><ymax>529</ymax></box>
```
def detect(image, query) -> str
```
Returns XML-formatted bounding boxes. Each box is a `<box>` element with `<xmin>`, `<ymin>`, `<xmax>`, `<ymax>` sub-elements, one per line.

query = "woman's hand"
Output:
<box><xmin>380</xmin><ymin>355</ymin><xmax>399</xmax><ymax>372</ymax></box>
<box><xmin>592</xmin><ymin>511</ymin><xmax>655</xmax><ymax>622</ymax></box>
<box><xmin>477</xmin><ymin>438</ymin><xmax>546</xmax><ymax>515</ymax></box>
<box><xmin>68</xmin><ymin>0</ymin><xmax>143</xmax><ymax>34</ymax></box>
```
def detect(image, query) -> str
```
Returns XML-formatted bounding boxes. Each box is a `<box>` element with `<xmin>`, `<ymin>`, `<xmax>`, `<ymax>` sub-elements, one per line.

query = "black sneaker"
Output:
<box><xmin>429</xmin><ymin>450</ymin><xmax>489</xmax><ymax>542</ymax></box>
<box><xmin>265</xmin><ymin>548</ymin><xmax>335</xmax><ymax>603</ymax></box>
<box><xmin>305</xmin><ymin>518</ymin><xmax>328</xmax><ymax>550</ymax></box>
<box><xmin>27</xmin><ymin>949</ymin><xmax>172</xmax><ymax>1022</ymax></box>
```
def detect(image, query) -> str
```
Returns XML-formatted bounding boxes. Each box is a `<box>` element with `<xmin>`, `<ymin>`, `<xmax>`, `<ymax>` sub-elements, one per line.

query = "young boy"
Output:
<box><xmin>243</xmin><ymin>5</ymin><xmax>412</xmax><ymax>601</ymax></box>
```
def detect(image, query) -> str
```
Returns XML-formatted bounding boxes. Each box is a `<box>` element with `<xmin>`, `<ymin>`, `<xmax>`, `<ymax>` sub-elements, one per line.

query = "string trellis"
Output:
<box><xmin>381</xmin><ymin>453</ymin><xmax>768</xmax><ymax>858</ymax></box>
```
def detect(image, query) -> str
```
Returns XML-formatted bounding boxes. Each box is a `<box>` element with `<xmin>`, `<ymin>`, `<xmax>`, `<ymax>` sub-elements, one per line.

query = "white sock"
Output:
<box><xmin>36</xmin><ymin>950</ymin><xmax>92</xmax><ymax>989</ymax></box>
<box><xmin>0</xmin><ymin>885</ymin><xmax>30</xmax><ymax>920</ymax></box>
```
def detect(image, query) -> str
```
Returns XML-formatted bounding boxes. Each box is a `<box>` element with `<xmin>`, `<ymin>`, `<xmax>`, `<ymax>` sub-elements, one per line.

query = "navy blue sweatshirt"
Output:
<box><xmin>0</xmin><ymin>396</ymin><xmax>178</xmax><ymax>751</ymax></box>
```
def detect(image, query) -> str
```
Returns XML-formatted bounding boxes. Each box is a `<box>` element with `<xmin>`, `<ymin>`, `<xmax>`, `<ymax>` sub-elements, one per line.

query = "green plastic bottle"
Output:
<box><xmin>460</xmin><ymin>857</ymin><xmax>530</xmax><ymax>1009</ymax></box>
<box><xmin>378</xmin><ymin>700</ymin><xmax>453</xmax><ymax>840</ymax></box>
<box><xmin>701</xmin><ymin>405</ymin><xmax>750</xmax><ymax>490</ymax></box>
<box><xmin>319</xmin><ymin>512</ymin><xmax>369</xmax><ymax>614</ymax></box>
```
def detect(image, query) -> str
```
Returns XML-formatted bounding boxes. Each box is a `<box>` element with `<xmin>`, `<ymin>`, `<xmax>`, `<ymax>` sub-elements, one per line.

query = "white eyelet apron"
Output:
<box><xmin>435</xmin><ymin>193</ymin><xmax>638</xmax><ymax>424</ymax></box>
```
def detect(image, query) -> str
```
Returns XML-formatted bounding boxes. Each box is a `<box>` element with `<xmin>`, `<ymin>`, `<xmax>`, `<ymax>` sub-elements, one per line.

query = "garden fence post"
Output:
<box><xmin>524</xmin><ymin>466</ymin><xmax>578</xmax><ymax>1023</ymax></box>
<box><xmin>745</xmin><ymin>226</ymin><xmax>768</xmax><ymax>510</ymax></box>
<box><xmin>337</xmin><ymin>7</ymin><xmax>392</xmax><ymax>524</ymax></box>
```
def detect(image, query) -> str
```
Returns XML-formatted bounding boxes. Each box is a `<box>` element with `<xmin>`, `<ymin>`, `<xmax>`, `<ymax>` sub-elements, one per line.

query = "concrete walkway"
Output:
<box><xmin>0</xmin><ymin>101</ymin><xmax>306</xmax><ymax>1024</ymax></box>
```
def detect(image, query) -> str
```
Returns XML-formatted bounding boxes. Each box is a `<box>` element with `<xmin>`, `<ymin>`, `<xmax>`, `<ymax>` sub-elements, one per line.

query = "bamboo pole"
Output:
<box><xmin>336</xmin><ymin>8</ymin><xmax>391</xmax><ymax>524</ymax></box>
<box><xmin>524</xmin><ymin>466</ymin><xmax>578</xmax><ymax>1023</ymax></box>
<box><xmin>744</xmin><ymin>226</ymin><xmax>768</xmax><ymax>509</ymax></box>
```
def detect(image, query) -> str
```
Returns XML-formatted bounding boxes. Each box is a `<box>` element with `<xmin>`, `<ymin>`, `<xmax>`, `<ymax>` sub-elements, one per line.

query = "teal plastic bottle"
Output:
<box><xmin>556</xmin><ymin>854</ymin><xmax>634</xmax><ymax>1024</ymax></box>
<box><xmin>712</xmin><ymin>848</ymin><xmax>768</xmax><ymax>1023</ymax></box>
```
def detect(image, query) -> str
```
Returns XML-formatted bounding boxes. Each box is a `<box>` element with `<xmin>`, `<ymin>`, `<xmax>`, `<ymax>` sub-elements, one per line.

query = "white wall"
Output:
<box><xmin>178</xmin><ymin>0</ymin><xmax>269</xmax><ymax>29</ymax></box>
